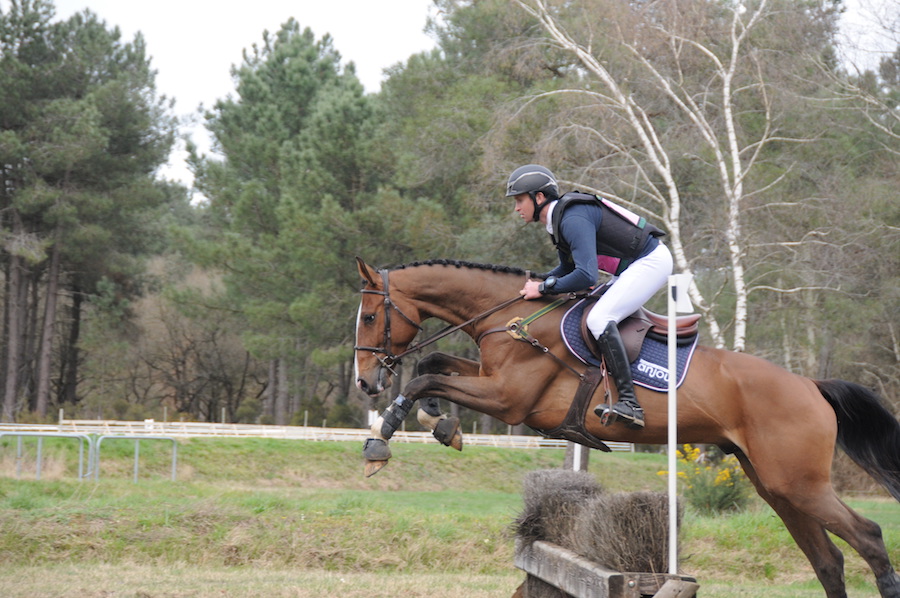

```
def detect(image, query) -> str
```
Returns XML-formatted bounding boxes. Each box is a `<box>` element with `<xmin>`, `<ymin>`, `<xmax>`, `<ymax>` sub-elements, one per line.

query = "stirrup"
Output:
<box><xmin>595</xmin><ymin>403</ymin><xmax>617</xmax><ymax>426</ymax></box>
<box><xmin>594</xmin><ymin>402</ymin><xmax>645</xmax><ymax>429</ymax></box>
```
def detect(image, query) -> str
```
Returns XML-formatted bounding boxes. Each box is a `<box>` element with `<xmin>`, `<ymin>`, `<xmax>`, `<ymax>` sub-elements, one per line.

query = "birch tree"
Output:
<box><xmin>510</xmin><ymin>0</ymin><xmax>841</xmax><ymax>351</ymax></box>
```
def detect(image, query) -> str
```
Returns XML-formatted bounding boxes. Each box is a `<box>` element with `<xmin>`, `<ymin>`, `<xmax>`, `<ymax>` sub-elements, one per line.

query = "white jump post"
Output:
<box><xmin>667</xmin><ymin>273</ymin><xmax>693</xmax><ymax>575</ymax></box>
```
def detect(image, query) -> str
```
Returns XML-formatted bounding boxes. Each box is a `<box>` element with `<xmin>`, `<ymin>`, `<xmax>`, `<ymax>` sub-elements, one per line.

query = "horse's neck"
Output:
<box><xmin>397</xmin><ymin>268</ymin><xmax>522</xmax><ymax>325</ymax></box>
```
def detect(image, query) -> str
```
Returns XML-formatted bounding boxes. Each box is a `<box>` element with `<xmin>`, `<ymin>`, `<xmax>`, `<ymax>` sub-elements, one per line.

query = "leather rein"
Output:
<box><xmin>353</xmin><ymin>268</ymin><xmax>524</xmax><ymax>373</ymax></box>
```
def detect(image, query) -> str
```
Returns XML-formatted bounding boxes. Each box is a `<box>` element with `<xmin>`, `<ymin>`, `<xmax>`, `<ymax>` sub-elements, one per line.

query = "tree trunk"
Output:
<box><xmin>59</xmin><ymin>286</ymin><xmax>83</xmax><ymax>407</ymax></box>
<box><xmin>276</xmin><ymin>357</ymin><xmax>288</xmax><ymax>425</ymax></box>
<box><xmin>264</xmin><ymin>359</ymin><xmax>276</xmax><ymax>422</ymax></box>
<box><xmin>22</xmin><ymin>270</ymin><xmax>40</xmax><ymax>410</ymax></box>
<box><xmin>35</xmin><ymin>243</ymin><xmax>61</xmax><ymax>417</ymax></box>
<box><xmin>479</xmin><ymin>412</ymin><xmax>493</xmax><ymax>435</ymax></box>
<box><xmin>2</xmin><ymin>254</ymin><xmax>23</xmax><ymax>421</ymax></box>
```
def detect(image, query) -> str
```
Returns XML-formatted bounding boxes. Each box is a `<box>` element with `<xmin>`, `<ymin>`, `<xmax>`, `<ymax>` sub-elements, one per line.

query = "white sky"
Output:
<box><xmin>16</xmin><ymin>0</ymin><xmax>899</xmax><ymax>193</ymax></box>
<box><xmin>839</xmin><ymin>0</ymin><xmax>898</xmax><ymax>72</ymax></box>
<box><xmin>48</xmin><ymin>0</ymin><xmax>440</xmax><ymax>191</ymax></box>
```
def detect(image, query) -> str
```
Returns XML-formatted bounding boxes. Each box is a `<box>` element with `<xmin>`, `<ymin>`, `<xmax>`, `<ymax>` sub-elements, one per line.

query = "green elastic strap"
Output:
<box><xmin>512</xmin><ymin>297</ymin><xmax>570</xmax><ymax>338</ymax></box>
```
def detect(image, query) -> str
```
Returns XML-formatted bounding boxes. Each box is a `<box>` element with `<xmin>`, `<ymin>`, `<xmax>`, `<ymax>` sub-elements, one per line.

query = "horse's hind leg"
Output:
<box><xmin>811</xmin><ymin>497</ymin><xmax>899</xmax><ymax>597</ymax></box>
<box><xmin>735</xmin><ymin>452</ymin><xmax>849</xmax><ymax>597</ymax></box>
<box><xmin>736</xmin><ymin>451</ymin><xmax>899</xmax><ymax>598</ymax></box>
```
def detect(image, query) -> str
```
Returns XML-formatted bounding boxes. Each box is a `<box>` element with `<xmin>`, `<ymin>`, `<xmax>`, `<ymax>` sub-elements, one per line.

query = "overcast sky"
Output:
<box><xmin>30</xmin><ymin>0</ymin><xmax>900</xmax><ymax>191</ymax></box>
<box><xmin>48</xmin><ymin>0</ymin><xmax>439</xmax><ymax>188</ymax></box>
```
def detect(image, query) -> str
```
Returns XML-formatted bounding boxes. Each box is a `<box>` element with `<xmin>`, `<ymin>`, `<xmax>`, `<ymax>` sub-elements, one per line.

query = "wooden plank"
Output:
<box><xmin>652</xmin><ymin>579</ymin><xmax>700</xmax><ymax>598</ymax></box>
<box><xmin>515</xmin><ymin>540</ymin><xmax>699</xmax><ymax>598</ymax></box>
<box><xmin>629</xmin><ymin>572</ymin><xmax>697</xmax><ymax>596</ymax></box>
<box><xmin>515</xmin><ymin>540</ymin><xmax>629</xmax><ymax>598</ymax></box>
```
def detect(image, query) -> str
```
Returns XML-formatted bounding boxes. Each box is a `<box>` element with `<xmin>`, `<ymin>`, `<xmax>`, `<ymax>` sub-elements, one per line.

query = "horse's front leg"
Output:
<box><xmin>413</xmin><ymin>353</ymin><xmax>479</xmax><ymax>451</ymax></box>
<box><xmin>363</xmin><ymin>393</ymin><xmax>416</xmax><ymax>477</ymax></box>
<box><xmin>417</xmin><ymin>396</ymin><xmax>463</xmax><ymax>451</ymax></box>
<box><xmin>363</xmin><ymin>352</ymin><xmax>480</xmax><ymax>477</ymax></box>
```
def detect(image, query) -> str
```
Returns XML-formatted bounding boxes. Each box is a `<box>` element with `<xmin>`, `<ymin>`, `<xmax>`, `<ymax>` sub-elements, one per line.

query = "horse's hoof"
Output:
<box><xmin>877</xmin><ymin>571</ymin><xmax>900</xmax><ymax>598</ymax></box>
<box><xmin>434</xmin><ymin>417</ymin><xmax>463</xmax><ymax>451</ymax></box>
<box><xmin>362</xmin><ymin>437</ymin><xmax>392</xmax><ymax>461</ymax></box>
<box><xmin>364</xmin><ymin>460</ymin><xmax>389</xmax><ymax>477</ymax></box>
<box><xmin>449</xmin><ymin>430</ymin><xmax>463</xmax><ymax>451</ymax></box>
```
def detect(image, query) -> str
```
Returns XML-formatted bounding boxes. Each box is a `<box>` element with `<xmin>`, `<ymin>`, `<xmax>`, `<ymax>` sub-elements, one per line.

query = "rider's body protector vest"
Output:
<box><xmin>550</xmin><ymin>192</ymin><xmax>665</xmax><ymax>276</ymax></box>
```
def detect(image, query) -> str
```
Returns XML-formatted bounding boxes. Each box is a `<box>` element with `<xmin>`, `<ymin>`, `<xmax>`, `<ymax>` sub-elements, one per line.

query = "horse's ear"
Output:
<box><xmin>356</xmin><ymin>257</ymin><xmax>378</xmax><ymax>287</ymax></box>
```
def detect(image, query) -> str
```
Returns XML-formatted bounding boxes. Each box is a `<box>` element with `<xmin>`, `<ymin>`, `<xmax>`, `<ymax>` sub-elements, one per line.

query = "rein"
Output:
<box><xmin>354</xmin><ymin>268</ymin><xmax>524</xmax><ymax>372</ymax></box>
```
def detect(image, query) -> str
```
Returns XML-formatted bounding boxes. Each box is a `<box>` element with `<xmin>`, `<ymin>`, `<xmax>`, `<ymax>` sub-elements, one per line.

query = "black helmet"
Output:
<box><xmin>505</xmin><ymin>164</ymin><xmax>559</xmax><ymax>198</ymax></box>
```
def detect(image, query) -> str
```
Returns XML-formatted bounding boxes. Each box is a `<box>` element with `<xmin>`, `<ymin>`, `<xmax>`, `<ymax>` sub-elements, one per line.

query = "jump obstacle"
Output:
<box><xmin>512</xmin><ymin>470</ymin><xmax>698</xmax><ymax>598</ymax></box>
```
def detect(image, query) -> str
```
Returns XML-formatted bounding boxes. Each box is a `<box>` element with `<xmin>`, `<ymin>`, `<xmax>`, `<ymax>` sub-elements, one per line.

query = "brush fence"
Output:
<box><xmin>512</xmin><ymin>469</ymin><xmax>698</xmax><ymax>598</ymax></box>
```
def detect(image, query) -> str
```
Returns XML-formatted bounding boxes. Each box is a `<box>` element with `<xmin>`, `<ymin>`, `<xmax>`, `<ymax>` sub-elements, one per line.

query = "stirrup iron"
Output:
<box><xmin>595</xmin><ymin>401</ymin><xmax>644</xmax><ymax>429</ymax></box>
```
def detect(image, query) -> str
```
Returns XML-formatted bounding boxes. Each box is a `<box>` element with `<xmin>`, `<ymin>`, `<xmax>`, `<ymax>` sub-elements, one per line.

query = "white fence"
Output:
<box><xmin>0</xmin><ymin>420</ymin><xmax>633</xmax><ymax>452</ymax></box>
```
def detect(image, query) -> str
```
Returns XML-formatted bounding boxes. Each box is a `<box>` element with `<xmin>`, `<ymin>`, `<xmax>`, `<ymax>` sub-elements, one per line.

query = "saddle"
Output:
<box><xmin>583</xmin><ymin>305</ymin><xmax>701</xmax><ymax>363</ymax></box>
<box><xmin>538</xmin><ymin>296</ymin><xmax>700</xmax><ymax>451</ymax></box>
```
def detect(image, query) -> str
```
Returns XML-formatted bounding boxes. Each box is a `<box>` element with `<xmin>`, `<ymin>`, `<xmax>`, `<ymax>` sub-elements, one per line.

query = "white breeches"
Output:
<box><xmin>586</xmin><ymin>243</ymin><xmax>673</xmax><ymax>338</ymax></box>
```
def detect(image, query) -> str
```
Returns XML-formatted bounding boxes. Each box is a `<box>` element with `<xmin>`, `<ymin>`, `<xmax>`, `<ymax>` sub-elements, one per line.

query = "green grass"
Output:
<box><xmin>0</xmin><ymin>437</ymin><xmax>897</xmax><ymax>597</ymax></box>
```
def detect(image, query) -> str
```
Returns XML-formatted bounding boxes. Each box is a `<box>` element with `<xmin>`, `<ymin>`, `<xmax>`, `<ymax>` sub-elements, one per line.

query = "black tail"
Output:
<box><xmin>815</xmin><ymin>379</ymin><xmax>900</xmax><ymax>502</ymax></box>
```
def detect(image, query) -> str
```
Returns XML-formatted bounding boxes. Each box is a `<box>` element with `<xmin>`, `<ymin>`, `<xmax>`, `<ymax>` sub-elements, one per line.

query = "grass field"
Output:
<box><xmin>0</xmin><ymin>436</ymin><xmax>897</xmax><ymax>597</ymax></box>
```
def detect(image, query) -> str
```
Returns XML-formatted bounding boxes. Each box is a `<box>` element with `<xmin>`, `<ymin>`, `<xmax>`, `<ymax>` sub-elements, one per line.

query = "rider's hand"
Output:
<box><xmin>520</xmin><ymin>279</ymin><xmax>542</xmax><ymax>300</ymax></box>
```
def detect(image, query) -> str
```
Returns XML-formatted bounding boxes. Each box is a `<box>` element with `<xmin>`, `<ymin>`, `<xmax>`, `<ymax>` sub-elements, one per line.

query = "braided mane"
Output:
<box><xmin>390</xmin><ymin>259</ymin><xmax>527</xmax><ymax>277</ymax></box>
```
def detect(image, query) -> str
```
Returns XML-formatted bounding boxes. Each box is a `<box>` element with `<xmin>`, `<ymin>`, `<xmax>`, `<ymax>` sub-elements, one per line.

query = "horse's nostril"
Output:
<box><xmin>357</xmin><ymin>378</ymin><xmax>368</xmax><ymax>393</ymax></box>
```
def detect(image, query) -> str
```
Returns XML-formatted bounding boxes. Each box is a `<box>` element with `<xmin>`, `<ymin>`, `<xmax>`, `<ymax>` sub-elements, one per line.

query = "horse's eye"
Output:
<box><xmin>363</xmin><ymin>313</ymin><xmax>376</xmax><ymax>324</ymax></box>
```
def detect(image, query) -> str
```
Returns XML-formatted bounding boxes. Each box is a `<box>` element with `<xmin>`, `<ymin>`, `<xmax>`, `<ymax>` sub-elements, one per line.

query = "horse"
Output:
<box><xmin>353</xmin><ymin>257</ymin><xmax>900</xmax><ymax>598</ymax></box>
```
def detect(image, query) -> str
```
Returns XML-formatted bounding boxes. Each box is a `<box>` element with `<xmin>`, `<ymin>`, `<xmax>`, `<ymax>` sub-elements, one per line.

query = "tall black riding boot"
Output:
<box><xmin>593</xmin><ymin>321</ymin><xmax>645</xmax><ymax>429</ymax></box>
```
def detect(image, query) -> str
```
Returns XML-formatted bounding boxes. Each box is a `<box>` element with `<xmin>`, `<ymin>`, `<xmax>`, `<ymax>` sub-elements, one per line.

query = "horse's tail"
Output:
<box><xmin>814</xmin><ymin>378</ymin><xmax>900</xmax><ymax>502</ymax></box>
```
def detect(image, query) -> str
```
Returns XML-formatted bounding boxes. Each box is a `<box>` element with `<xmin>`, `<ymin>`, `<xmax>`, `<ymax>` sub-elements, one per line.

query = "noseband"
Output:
<box><xmin>354</xmin><ymin>269</ymin><xmax>423</xmax><ymax>373</ymax></box>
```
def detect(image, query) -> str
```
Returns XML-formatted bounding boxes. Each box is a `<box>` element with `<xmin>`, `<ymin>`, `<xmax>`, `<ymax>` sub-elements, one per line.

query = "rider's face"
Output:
<box><xmin>513</xmin><ymin>193</ymin><xmax>534</xmax><ymax>222</ymax></box>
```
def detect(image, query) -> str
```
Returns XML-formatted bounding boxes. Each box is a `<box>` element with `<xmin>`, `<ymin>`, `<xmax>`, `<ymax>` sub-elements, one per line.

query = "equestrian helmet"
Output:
<box><xmin>505</xmin><ymin>164</ymin><xmax>559</xmax><ymax>198</ymax></box>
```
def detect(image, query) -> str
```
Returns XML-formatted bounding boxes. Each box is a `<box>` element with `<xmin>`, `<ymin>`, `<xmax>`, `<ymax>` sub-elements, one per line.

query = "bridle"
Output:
<box><xmin>354</xmin><ymin>268</ymin><xmax>423</xmax><ymax>374</ymax></box>
<box><xmin>354</xmin><ymin>268</ymin><xmax>524</xmax><ymax>374</ymax></box>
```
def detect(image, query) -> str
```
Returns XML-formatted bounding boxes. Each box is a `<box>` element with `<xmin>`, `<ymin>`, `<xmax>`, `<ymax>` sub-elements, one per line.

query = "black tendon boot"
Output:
<box><xmin>593</xmin><ymin>321</ymin><xmax>645</xmax><ymax>429</ymax></box>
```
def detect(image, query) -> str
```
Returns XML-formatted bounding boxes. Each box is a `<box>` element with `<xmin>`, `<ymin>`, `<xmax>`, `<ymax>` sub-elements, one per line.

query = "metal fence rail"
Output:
<box><xmin>0</xmin><ymin>431</ymin><xmax>92</xmax><ymax>480</ymax></box>
<box><xmin>0</xmin><ymin>420</ymin><xmax>633</xmax><ymax>452</ymax></box>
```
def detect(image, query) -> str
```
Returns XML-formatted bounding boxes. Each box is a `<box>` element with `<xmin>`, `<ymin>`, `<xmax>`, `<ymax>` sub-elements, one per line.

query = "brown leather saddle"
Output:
<box><xmin>581</xmin><ymin>301</ymin><xmax>700</xmax><ymax>363</ymax></box>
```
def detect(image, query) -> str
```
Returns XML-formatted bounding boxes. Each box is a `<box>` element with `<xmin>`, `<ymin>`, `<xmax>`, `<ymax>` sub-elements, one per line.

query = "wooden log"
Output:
<box><xmin>651</xmin><ymin>579</ymin><xmax>700</xmax><ymax>598</ymax></box>
<box><xmin>516</xmin><ymin>540</ymin><xmax>625</xmax><ymax>598</ymax></box>
<box><xmin>515</xmin><ymin>540</ymin><xmax>698</xmax><ymax>598</ymax></box>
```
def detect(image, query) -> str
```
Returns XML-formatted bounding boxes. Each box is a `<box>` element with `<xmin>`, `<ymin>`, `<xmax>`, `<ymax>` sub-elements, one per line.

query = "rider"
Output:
<box><xmin>506</xmin><ymin>164</ymin><xmax>673</xmax><ymax>429</ymax></box>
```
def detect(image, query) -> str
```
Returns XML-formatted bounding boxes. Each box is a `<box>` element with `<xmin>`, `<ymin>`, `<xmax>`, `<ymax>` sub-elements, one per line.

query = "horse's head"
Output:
<box><xmin>354</xmin><ymin>257</ymin><xmax>423</xmax><ymax>397</ymax></box>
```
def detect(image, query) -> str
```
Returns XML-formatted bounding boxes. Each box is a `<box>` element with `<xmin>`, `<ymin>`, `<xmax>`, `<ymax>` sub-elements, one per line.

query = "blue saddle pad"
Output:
<box><xmin>560</xmin><ymin>298</ymin><xmax>698</xmax><ymax>392</ymax></box>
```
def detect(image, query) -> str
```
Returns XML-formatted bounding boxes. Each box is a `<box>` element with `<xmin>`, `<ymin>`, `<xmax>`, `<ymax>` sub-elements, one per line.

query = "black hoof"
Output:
<box><xmin>362</xmin><ymin>438</ymin><xmax>392</xmax><ymax>461</ymax></box>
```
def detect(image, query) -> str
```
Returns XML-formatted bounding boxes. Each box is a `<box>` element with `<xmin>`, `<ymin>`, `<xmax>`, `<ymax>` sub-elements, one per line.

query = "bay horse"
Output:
<box><xmin>353</xmin><ymin>257</ymin><xmax>900</xmax><ymax>598</ymax></box>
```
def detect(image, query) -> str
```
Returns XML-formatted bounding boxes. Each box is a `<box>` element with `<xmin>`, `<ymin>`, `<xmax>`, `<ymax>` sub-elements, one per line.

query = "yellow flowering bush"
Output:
<box><xmin>662</xmin><ymin>444</ymin><xmax>753</xmax><ymax>515</ymax></box>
